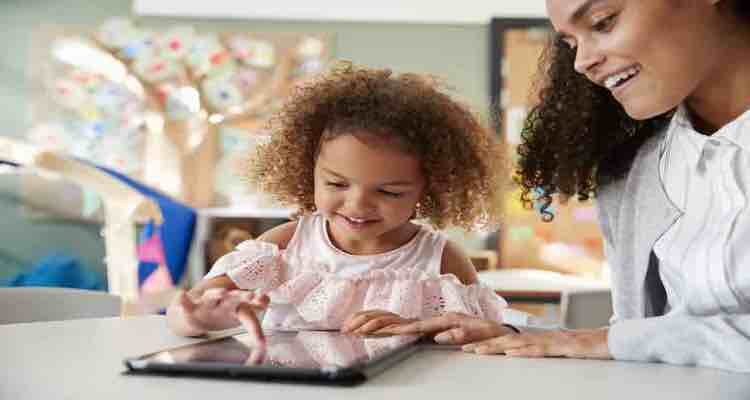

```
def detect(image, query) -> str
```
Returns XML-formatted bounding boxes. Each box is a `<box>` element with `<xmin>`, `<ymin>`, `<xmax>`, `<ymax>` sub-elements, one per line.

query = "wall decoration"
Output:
<box><xmin>28</xmin><ymin>18</ymin><xmax>333</xmax><ymax>207</ymax></box>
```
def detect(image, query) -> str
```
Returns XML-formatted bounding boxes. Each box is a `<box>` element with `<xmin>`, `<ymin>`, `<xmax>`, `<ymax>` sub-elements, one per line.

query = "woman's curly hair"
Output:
<box><xmin>515</xmin><ymin>0</ymin><xmax>750</xmax><ymax>221</ymax></box>
<box><xmin>249</xmin><ymin>61</ymin><xmax>505</xmax><ymax>230</ymax></box>
<box><xmin>514</xmin><ymin>36</ymin><xmax>670</xmax><ymax>221</ymax></box>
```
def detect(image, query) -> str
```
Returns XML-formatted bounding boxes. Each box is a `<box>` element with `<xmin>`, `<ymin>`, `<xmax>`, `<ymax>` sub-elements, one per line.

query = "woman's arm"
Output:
<box><xmin>597</xmin><ymin>193</ymin><xmax>750</xmax><ymax>372</ymax></box>
<box><xmin>609</xmin><ymin>313</ymin><xmax>750</xmax><ymax>372</ymax></box>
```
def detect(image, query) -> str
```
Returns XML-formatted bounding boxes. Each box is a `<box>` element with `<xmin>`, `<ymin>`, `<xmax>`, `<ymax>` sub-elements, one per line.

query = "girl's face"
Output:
<box><xmin>313</xmin><ymin>132</ymin><xmax>425</xmax><ymax>254</ymax></box>
<box><xmin>546</xmin><ymin>0</ymin><xmax>724</xmax><ymax>120</ymax></box>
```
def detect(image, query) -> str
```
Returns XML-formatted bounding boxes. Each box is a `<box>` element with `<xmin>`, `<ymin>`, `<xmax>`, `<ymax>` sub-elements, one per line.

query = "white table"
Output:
<box><xmin>480</xmin><ymin>269</ymin><xmax>612</xmax><ymax>326</ymax></box>
<box><xmin>479</xmin><ymin>268</ymin><xmax>610</xmax><ymax>294</ymax></box>
<box><xmin>2</xmin><ymin>316</ymin><xmax>748</xmax><ymax>400</ymax></box>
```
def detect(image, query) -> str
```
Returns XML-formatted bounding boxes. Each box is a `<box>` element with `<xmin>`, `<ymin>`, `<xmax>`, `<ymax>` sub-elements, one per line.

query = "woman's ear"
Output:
<box><xmin>411</xmin><ymin>202</ymin><xmax>420</xmax><ymax>219</ymax></box>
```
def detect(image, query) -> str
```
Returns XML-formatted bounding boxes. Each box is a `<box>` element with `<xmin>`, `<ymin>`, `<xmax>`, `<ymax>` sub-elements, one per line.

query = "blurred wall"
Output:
<box><xmin>0</xmin><ymin>0</ymin><xmax>541</xmax><ymax>279</ymax></box>
<box><xmin>1</xmin><ymin>0</ymin><xmax>496</xmax><ymax>139</ymax></box>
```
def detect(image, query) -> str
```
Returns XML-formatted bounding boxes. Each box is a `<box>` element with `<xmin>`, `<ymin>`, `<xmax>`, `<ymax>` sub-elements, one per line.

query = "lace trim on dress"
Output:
<box><xmin>212</xmin><ymin>240</ymin><xmax>510</xmax><ymax>329</ymax></box>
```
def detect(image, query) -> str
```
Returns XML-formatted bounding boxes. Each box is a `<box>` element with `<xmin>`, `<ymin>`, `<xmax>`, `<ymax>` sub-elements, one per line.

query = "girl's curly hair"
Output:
<box><xmin>249</xmin><ymin>61</ymin><xmax>505</xmax><ymax>230</ymax></box>
<box><xmin>515</xmin><ymin>0</ymin><xmax>750</xmax><ymax>221</ymax></box>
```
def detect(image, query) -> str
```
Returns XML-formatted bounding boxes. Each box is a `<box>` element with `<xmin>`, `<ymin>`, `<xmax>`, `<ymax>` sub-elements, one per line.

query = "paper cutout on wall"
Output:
<box><xmin>28</xmin><ymin>19</ymin><xmax>333</xmax><ymax>207</ymax></box>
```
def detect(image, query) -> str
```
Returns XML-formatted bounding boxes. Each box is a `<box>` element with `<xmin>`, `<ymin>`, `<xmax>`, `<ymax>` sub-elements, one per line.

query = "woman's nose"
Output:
<box><xmin>573</xmin><ymin>42</ymin><xmax>605</xmax><ymax>76</ymax></box>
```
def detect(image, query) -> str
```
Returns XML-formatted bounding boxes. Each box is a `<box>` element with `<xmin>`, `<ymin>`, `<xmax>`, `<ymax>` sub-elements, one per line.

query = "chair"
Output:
<box><xmin>560</xmin><ymin>288</ymin><xmax>613</xmax><ymax>329</ymax></box>
<box><xmin>0</xmin><ymin>287</ymin><xmax>120</xmax><ymax>324</ymax></box>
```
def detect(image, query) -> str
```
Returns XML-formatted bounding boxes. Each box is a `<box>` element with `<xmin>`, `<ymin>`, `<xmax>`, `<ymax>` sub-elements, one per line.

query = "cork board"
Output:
<box><xmin>492</xmin><ymin>22</ymin><xmax>605</xmax><ymax>278</ymax></box>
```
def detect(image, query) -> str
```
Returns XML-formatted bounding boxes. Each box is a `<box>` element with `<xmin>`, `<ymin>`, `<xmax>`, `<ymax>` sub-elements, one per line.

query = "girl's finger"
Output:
<box><xmin>355</xmin><ymin>316</ymin><xmax>402</xmax><ymax>334</ymax></box>
<box><xmin>434</xmin><ymin>327</ymin><xmax>470</xmax><ymax>344</ymax></box>
<box><xmin>247</xmin><ymin>292</ymin><xmax>270</xmax><ymax>307</ymax></box>
<box><xmin>217</xmin><ymin>293</ymin><xmax>245</xmax><ymax>313</ymax></box>
<box><xmin>378</xmin><ymin>315</ymin><xmax>457</xmax><ymax>335</ymax></box>
<box><xmin>235</xmin><ymin>303</ymin><xmax>265</xmax><ymax>345</ymax></box>
<box><xmin>178</xmin><ymin>291</ymin><xmax>197</xmax><ymax>313</ymax></box>
<box><xmin>199</xmin><ymin>288</ymin><xmax>228</xmax><ymax>308</ymax></box>
<box><xmin>342</xmin><ymin>311</ymin><xmax>389</xmax><ymax>333</ymax></box>
<box><xmin>244</xmin><ymin>342</ymin><xmax>267</xmax><ymax>366</ymax></box>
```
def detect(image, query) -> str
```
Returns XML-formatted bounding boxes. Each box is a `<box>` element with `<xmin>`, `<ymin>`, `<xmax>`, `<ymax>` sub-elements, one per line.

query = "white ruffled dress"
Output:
<box><xmin>205</xmin><ymin>212</ymin><xmax>516</xmax><ymax>330</ymax></box>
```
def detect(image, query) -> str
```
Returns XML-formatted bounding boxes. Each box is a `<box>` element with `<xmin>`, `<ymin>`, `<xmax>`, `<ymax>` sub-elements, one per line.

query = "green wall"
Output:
<box><xmin>0</xmin><ymin>0</ymin><xmax>492</xmax><ymax>139</ymax></box>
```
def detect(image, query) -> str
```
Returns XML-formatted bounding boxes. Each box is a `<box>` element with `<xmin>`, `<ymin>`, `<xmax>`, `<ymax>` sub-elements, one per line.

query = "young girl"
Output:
<box><xmin>167</xmin><ymin>62</ymin><xmax>522</xmax><ymax>340</ymax></box>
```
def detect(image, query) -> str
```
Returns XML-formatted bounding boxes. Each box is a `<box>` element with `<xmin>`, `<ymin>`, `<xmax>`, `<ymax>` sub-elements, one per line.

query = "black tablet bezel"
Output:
<box><xmin>123</xmin><ymin>331</ymin><xmax>422</xmax><ymax>386</ymax></box>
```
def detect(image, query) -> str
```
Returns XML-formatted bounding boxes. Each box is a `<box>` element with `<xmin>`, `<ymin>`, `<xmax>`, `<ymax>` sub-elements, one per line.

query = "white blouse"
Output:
<box><xmin>655</xmin><ymin>105</ymin><xmax>750</xmax><ymax>315</ymax></box>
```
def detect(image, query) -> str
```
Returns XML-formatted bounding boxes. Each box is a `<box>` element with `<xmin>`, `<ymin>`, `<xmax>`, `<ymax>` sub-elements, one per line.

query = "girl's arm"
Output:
<box><xmin>167</xmin><ymin>220</ymin><xmax>298</xmax><ymax>336</ymax></box>
<box><xmin>254</xmin><ymin>220</ymin><xmax>298</xmax><ymax>249</ymax></box>
<box><xmin>440</xmin><ymin>240</ymin><xmax>479</xmax><ymax>285</ymax></box>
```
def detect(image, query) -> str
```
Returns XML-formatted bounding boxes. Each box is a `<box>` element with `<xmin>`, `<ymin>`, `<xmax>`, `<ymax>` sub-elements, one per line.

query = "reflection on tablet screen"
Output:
<box><xmin>146</xmin><ymin>331</ymin><xmax>420</xmax><ymax>370</ymax></box>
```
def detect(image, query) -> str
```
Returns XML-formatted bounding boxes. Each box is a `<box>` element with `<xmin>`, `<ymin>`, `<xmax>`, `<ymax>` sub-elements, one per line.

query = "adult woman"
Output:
<box><xmin>376</xmin><ymin>0</ymin><xmax>750</xmax><ymax>372</ymax></box>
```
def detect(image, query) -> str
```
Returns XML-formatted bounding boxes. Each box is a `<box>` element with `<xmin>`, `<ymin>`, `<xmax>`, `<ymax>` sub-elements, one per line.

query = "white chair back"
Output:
<box><xmin>0</xmin><ymin>287</ymin><xmax>120</xmax><ymax>324</ymax></box>
<box><xmin>560</xmin><ymin>288</ymin><xmax>613</xmax><ymax>329</ymax></box>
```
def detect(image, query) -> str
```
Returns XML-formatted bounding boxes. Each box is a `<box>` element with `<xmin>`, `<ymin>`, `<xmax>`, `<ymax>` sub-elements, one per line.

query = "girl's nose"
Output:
<box><xmin>346</xmin><ymin>188</ymin><xmax>373</xmax><ymax>210</ymax></box>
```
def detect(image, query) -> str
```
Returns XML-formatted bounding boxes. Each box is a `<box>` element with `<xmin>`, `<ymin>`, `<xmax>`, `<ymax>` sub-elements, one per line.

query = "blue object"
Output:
<box><xmin>93</xmin><ymin>164</ymin><xmax>196</xmax><ymax>286</ymax></box>
<box><xmin>5</xmin><ymin>253</ymin><xmax>105</xmax><ymax>290</ymax></box>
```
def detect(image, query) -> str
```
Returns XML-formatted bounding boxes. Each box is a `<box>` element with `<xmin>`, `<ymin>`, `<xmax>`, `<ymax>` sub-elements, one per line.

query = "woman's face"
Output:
<box><xmin>546</xmin><ymin>0</ymin><xmax>724</xmax><ymax>119</ymax></box>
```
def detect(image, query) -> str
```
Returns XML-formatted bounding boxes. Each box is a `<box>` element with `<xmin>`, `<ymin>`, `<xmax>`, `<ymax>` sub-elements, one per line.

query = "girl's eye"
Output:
<box><xmin>592</xmin><ymin>14</ymin><xmax>617</xmax><ymax>32</ymax></box>
<box><xmin>379</xmin><ymin>190</ymin><xmax>404</xmax><ymax>198</ymax></box>
<box><xmin>326</xmin><ymin>181</ymin><xmax>347</xmax><ymax>188</ymax></box>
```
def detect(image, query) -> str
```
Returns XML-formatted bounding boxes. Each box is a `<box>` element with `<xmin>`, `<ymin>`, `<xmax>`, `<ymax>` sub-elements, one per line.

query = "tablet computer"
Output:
<box><xmin>124</xmin><ymin>330</ymin><xmax>422</xmax><ymax>386</ymax></box>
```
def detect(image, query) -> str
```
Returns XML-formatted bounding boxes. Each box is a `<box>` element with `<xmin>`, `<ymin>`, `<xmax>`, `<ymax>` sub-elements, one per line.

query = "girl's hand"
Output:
<box><xmin>341</xmin><ymin>310</ymin><xmax>417</xmax><ymax>335</ymax></box>
<box><xmin>373</xmin><ymin>312</ymin><xmax>515</xmax><ymax>343</ymax></box>
<box><xmin>462</xmin><ymin>328</ymin><xmax>612</xmax><ymax>359</ymax></box>
<box><xmin>176</xmin><ymin>288</ymin><xmax>269</xmax><ymax>342</ymax></box>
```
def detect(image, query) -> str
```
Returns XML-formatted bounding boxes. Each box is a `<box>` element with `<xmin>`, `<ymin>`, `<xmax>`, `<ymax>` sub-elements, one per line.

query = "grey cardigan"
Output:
<box><xmin>596</xmin><ymin>129</ymin><xmax>750</xmax><ymax>372</ymax></box>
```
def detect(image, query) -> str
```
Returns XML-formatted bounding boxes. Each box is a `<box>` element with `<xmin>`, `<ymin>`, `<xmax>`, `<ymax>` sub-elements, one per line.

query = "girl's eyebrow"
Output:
<box><xmin>321</xmin><ymin>167</ymin><xmax>415</xmax><ymax>186</ymax></box>
<box><xmin>321</xmin><ymin>167</ymin><xmax>346</xmax><ymax>179</ymax></box>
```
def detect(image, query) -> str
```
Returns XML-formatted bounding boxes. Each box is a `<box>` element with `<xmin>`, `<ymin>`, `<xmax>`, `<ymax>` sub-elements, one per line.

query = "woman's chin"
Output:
<box><xmin>621</xmin><ymin>100</ymin><xmax>676</xmax><ymax>121</ymax></box>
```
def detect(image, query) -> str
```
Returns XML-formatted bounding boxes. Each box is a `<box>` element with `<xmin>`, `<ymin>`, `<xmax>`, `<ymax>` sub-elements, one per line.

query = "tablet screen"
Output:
<box><xmin>136</xmin><ymin>331</ymin><xmax>420</xmax><ymax>370</ymax></box>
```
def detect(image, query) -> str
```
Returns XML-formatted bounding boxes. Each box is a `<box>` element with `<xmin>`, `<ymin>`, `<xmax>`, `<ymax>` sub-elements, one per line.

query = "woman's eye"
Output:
<box><xmin>326</xmin><ymin>182</ymin><xmax>347</xmax><ymax>188</ymax></box>
<box><xmin>592</xmin><ymin>14</ymin><xmax>616</xmax><ymax>32</ymax></box>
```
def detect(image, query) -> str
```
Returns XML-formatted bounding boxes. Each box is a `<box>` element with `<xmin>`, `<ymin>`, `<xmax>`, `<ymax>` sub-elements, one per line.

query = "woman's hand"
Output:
<box><xmin>377</xmin><ymin>312</ymin><xmax>612</xmax><ymax>359</ymax></box>
<box><xmin>169</xmin><ymin>288</ymin><xmax>269</xmax><ymax>342</ymax></box>
<box><xmin>341</xmin><ymin>310</ymin><xmax>418</xmax><ymax>335</ymax></box>
<box><xmin>462</xmin><ymin>328</ymin><xmax>612</xmax><ymax>359</ymax></box>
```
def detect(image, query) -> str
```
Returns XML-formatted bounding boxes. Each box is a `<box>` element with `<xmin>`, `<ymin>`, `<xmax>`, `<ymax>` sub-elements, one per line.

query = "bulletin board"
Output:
<box><xmin>490</xmin><ymin>18</ymin><xmax>605</xmax><ymax>278</ymax></box>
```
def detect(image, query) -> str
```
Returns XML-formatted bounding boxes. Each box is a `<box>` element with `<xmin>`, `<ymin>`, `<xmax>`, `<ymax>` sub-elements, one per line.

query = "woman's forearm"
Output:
<box><xmin>609</xmin><ymin>313</ymin><xmax>750</xmax><ymax>372</ymax></box>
